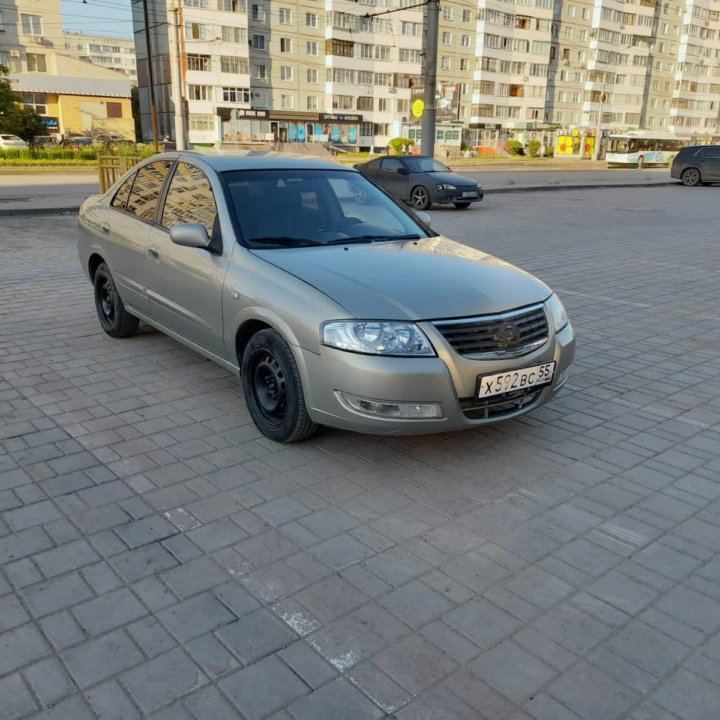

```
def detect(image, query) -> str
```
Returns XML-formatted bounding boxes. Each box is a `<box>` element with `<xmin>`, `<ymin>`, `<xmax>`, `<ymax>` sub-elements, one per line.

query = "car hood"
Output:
<box><xmin>252</xmin><ymin>236</ymin><xmax>551</xmax><ymax>320</ymax></box>
<box><xmin>421</xmin><ymin>172</ymin><xmax>478</xmax><ymax>188</ymax></box>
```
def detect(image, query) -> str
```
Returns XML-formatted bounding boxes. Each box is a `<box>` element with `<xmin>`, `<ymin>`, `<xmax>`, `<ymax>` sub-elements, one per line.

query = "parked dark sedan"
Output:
<box><xmin>354</xmin><ymin>155</ymin><xmax>483</xmax><ymax>209</ymax></box>
<box><xmin>671</xmin><ymin>145</ymin><xmax>720</xmax><ymax>186</ymax></box>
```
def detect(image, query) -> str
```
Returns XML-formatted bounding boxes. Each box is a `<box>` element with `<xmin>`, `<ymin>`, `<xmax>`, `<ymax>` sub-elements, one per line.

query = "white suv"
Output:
<box><xmin>0</xmin><ymin>134</ymin><xmax>28</xmax><ymax>149</ymax></box>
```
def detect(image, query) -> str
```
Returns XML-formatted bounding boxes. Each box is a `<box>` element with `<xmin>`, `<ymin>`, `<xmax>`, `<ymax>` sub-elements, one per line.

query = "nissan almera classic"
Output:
<box><xmin>78</xmin><ymin>153</ymin><xmax>575</xmax><ymax>443</ymax></box>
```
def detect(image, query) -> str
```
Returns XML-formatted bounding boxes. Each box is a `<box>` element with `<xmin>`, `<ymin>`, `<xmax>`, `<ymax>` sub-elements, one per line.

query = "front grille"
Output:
<box><xmin>461</xmin><ymin>387</ymin><xmax>543</xmax><ymax>420</ymax></box>
<box><xmin>432</xmin><ymin>304</ymin><xmax>548</xmax><ymax>358</ymax></box>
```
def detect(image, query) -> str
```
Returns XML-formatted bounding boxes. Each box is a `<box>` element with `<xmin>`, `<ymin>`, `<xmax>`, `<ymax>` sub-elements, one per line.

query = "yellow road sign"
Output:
<box><xmin>411</xmin><ymin>99</ymin><xmax>424</xmax><ymax>118</ymax></box>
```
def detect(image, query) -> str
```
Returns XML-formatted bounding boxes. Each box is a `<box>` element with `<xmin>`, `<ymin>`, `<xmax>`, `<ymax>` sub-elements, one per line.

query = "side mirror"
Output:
<box><xmin>170</xmin><ymin>223</ymin><xmax>212</xmax><ymax>250</ymax></box>
<box><xmin>415</xmin><ymin>211</ymin><xmax>431</xmax><ymax>225</ymax></box>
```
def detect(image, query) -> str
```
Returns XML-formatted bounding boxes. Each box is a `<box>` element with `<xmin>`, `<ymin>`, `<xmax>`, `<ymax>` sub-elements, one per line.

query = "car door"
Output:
<box><xmin>98</xmin><ymin>166</ymin><xmax>159</xmax><ymax>316</ymax></box>
<box><xmin>144</xmin><ymin>161</ymin><xmax>228</xmax><ymax>357</ymax></box>
<box><xmin>699</xmin><ymin>147</ymin><xmax>720</xmax><ymax>181</ymax></box>
<box><xmin>378</xmin><ymin>158</ymin><xmax>409</xmax><ymax>199</ymax></box>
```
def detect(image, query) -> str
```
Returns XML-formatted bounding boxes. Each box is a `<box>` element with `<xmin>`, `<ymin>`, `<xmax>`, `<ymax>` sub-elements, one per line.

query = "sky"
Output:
<box><xmin>60</xmin><ymin>0</ymin><xmax>134</xmax><ymax>39</ymax></box>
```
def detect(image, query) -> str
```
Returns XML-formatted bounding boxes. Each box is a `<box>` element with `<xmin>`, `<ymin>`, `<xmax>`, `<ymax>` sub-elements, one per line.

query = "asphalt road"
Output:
<box><xmin>1</xmin><ymin>186</ymin><xmax>719</xmax><ymax>719</ymax></box>
<box><xmin>0</xmin><ymin>167</ymin><xmax>674</xmax><ymax>213</ymax></box>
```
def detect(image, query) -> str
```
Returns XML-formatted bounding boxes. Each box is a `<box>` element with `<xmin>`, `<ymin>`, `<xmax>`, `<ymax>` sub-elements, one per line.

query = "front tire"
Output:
<box><xmin>93</xmin><ymin>262</ymin><xmax>138</xmax><ymax>338</ymax></box>
<box><xmin>410</xmin><ymin>185</ymin><xmax>431</xmax><ymax>210</ymax></box>
<box><xmin>241</xmin><ymin>329</ymin><xmax>318</xmax><ymax>443</ymax></box>
<box><xmin>681</xmin><ymin>168</ymin><xmax>701</xmax><ymax>186</ymax></box>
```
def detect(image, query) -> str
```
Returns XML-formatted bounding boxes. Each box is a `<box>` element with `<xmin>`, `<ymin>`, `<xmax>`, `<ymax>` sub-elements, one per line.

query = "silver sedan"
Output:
<box><xmin>78</xmin><ymin>153</ymin><xmax>575</xmax><ymax>443</ymax></box>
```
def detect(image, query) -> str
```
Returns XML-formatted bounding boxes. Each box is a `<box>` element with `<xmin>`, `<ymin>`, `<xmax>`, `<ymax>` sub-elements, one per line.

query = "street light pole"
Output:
<box><xmin>141</xmin><ymin>0</ymin><xmax>160</xmax><ymax>151</ymax></box>
<box><xmin>168</xmin><ymin>0</ymin><xmax>186</xmax><ymax>150</ymax></box>
<box><xmin>420</xmin><ymin>0</ymin><xmax>439</xmax><ymax>157</ymax></box>
<box><xmin>592</xmin><ymin>73</ymin><xmax>606</xmax><ymax>161</ymax></box>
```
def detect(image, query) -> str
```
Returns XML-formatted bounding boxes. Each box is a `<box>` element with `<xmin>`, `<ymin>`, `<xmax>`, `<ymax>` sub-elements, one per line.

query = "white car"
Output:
<box><xmin>0</xmin><ymin>134</ymin><xmax>28</xmax><ymax>149</ymax></box>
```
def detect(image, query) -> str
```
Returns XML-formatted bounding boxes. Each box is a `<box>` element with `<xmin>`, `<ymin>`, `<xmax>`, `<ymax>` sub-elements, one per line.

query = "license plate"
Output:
<box><xmin>462</xmin><ymin>191</ymin><xmax>478</xmax><ymax>198</ymax></box>
<box><xmin>477</xmin><ymin>362</ymin><xmax>555</xmax><ymax>399</ymax></box>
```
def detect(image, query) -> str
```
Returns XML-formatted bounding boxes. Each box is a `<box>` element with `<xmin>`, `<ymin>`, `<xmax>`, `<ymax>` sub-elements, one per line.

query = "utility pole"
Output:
<box><xmin>142</xmin><ymin>0</ymin><xmax>160</xmax><ymax>151</ymax></box>
<box><xmin>592</xmin><ymin>73</ymin><xmax>606</xmax><ymax>161</ymax></box>
<box><xmin>168</xmin><ymin>0</ymin><xmax>186</xmax><ymax>150</ymax></box>
<box><xmin>420</xmin><ymin>0</ymin><xmax>439</xmax><ymax>157</ymax></box>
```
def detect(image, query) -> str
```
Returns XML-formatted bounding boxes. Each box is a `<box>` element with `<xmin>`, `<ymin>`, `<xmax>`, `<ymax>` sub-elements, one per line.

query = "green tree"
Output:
<box><xmin>0</xmin><ymin>67</ymin><xmax>46</xmax><ymax>143</ymax></box>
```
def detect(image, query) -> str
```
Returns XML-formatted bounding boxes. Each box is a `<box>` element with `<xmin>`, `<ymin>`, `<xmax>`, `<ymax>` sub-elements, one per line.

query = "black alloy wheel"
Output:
<box><xmin>241</xmin><ymin>329</ymin><xmax>317</xmax><ymax>443</ymax></box>
<box><xmin>93</xmin><ymin>262</ymin><xmax>139</xmax><ymax>338</ymax></box>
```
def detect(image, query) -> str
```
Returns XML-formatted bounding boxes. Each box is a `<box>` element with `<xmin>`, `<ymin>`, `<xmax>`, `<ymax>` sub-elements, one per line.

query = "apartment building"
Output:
<box><xmin>0</xmin><ymin>0</ymin><xmax>135</xmax><ymax>138</ymax></box>
<box><xmin>133</xmin><ymin>0</ymin><xmax>720</xmax><ymax>151</ymax></box>
<box><xmin>62</xmin><ymin>32</ymin><xmax>138</xmax><ymax>83</ymax></box>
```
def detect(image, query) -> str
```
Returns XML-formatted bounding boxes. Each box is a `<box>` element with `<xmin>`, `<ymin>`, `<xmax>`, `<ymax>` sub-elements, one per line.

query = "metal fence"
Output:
<box><xmin>97</xmin><ymin>155</ymin><xmax>144</xmax><ymax>194</ymax></box>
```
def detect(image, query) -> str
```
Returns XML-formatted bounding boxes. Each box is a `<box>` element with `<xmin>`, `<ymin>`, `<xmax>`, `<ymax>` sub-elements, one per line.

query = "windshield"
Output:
<box><xmin>222</xmin><ymin>169</ymin><xmax>432</xmax><ymax>248</ymax></box>
<box><xmin>403</xmin><ymin>157</ymin><xmax>450</xmax><ymax>173</ymax></box>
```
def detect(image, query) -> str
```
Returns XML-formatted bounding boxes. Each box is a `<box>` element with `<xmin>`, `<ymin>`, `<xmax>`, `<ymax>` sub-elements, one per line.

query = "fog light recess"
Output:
<box><xmin>338</xmin><ymin>392</ymin><xmax>444</xmax><ymax>419</ymax></box>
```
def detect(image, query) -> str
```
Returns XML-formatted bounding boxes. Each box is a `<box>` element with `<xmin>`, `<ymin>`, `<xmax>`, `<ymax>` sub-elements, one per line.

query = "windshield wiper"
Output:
<box><xmin>325</xmin><ymin>234</ymin><xmax>422</xmax><ymax>245</ymax></box>
<box><xmin>249</xmin><ymin>236</ymin><xmax>323</xmax><ymax>247</ymax></box>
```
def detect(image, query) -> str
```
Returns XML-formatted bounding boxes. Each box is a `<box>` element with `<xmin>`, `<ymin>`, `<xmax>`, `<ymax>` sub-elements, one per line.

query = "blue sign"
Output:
<box><xmin>297</xmin><ymin>124</ymin><xmax>305</xmax><ymax>142</ymax></box>
<box><xmin>41</xmin><ymin>117</ymin><xmax>59</xmax><ymax>130</ymax></box>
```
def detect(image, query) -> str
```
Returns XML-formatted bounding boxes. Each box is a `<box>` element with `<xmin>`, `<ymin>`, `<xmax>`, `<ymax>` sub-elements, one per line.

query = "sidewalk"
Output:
<box><xmin>0</xmin><ymin>163</ymin><xmax>675</xmax><ymax>216</ymax></box>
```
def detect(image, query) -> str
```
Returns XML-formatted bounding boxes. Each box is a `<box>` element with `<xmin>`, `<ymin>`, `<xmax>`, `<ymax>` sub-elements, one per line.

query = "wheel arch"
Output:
<box><xmin>88</xmin><ymin>252</ymin><xmax>106</xmax><ymax>282</ymax></box>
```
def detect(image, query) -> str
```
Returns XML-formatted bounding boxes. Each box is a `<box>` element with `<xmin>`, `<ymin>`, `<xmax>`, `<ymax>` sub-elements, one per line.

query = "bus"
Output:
<box><xmin>605</xmin><ymin>132</ymin><xmax>690</xmax><ymax>168</ymax></box>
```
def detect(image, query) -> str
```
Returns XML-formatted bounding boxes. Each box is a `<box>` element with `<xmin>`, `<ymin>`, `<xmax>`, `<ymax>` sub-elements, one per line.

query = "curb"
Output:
<box><xmin>0</xmin><ymin>181</ymin><xmax>678</xmax><ymax>217</ymax></box>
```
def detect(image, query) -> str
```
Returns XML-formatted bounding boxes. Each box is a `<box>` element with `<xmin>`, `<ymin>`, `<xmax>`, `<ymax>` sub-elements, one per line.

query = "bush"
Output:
<box><xmin>544</xmin><ymin>145</ymin><xmax>554</xmax><ymax>158</ymax></box>
<box><xmin>505</xmin><ymin>140</ymin><xmax>524</xmax><ymax>156</ymax></box>
<box><xmin>388</xmin><ymin>137</ymin><xmax>414</xmax><ymax>154</ymax></box>
<box><xmin>0</xmin><ymin>144</ymin><xmax>155</xmax><ymax>165</ymax></box>
<box><xmin>527</xmin><ymin>140</ymin><xmax>542</xmax><ymax>158</ymax></box>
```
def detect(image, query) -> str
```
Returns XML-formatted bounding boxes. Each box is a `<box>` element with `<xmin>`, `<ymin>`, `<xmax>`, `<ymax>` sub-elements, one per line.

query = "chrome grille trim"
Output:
<box><xmin>432</xmin><ymin>303</ymin><xmax>549</xmax><ymax>358</ymax></box>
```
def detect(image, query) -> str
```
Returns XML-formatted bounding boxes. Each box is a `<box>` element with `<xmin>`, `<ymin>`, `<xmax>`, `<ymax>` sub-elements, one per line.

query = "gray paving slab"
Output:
<box><xmin>1</xmin><ymin>188</ymin><xmax>720</xmax><ymax>718</ymax></box>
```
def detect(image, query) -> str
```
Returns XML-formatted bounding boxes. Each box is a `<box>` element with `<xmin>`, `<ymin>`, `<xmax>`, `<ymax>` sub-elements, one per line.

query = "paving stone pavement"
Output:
<box><xmin>1</xmin><ymin>186</ymin><xmax>719</xmax><ymax>720</ymax></box>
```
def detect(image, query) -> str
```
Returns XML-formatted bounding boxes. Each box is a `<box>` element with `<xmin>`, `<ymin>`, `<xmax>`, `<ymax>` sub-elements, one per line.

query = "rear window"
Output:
<box><xmin>126</xmin><ymin>160</ymin><xmax>172</xmax><ymax>222</ymax></box>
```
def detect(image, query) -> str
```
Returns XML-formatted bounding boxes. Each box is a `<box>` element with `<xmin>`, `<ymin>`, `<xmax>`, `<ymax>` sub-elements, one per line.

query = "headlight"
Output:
<box><xmin>545</xmin><ymin>293</ymin><xmax>569</xmax><ymax>332</ymax></box>
<box><xmin>435</xmin><ymin>183</ymin><xmax>457</xmax><ymax>190</ymax></box>
<box><xmin>322</xmin><ymin>321</ymin><xmax>435</xmax><ymax>356</ymax></box>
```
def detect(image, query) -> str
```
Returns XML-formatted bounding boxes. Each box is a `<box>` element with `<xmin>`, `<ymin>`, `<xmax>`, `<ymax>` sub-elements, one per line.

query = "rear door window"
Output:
<box><xmin>701</xmin><ymin>147</ymin><xmax>720</xmax><ymax>159</ymax></box>
<box><xmin>161</xmin><ymin>162</ymin><xmax>218</xmax><ymax>236</ymax></box>
<box><xmin>126</xmin><ymin>160</ymin><xmax>173</xmax><ymax>222</ymax></box>
<box><xmin>380</xmin><ymin>158</ymin><xmax>404</xmax><ymax>173</ymax></box>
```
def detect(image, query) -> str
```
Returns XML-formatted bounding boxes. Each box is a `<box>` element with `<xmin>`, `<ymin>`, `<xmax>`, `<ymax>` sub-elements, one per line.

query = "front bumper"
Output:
<box><xmin>431</xmin><ymin>186</ymin><xmax>484</xmax><ymax>204</ymax></box>
<box><xmin>300</xmin><ymin>321</ymin><xmax>575</xmax><ymax>435</ymax></box>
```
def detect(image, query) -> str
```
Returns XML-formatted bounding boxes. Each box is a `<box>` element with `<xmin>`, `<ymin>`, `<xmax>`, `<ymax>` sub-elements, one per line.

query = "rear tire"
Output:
<box><xmin>681</xmin><ymin>168</ymin><xmax>701</xmax><ymax>186</ymax></box>
<box><xmin>241</xmin><ymin>329</ymin><xmax>318</xmax><ymax>443</ymax></box>
<box><xmin>453</xmin><ymin>202</ymin><xmax>471</xmax><ymax>209</ymax></box>
<box><xmin>93</xmin><ymin>262</ymin><xmax>139</xmax><ymax>338</ymax></box>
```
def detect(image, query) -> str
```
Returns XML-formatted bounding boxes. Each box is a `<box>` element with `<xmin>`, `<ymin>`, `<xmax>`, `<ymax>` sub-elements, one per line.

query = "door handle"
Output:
<box><xmin>100</xmin><ymin>222</ymin><xmax>111</xmax><ymax>234</ymax></box>
<box><xmin>148</xmin><ymin>248</ymin><xmax>159</xmax><ymax>259</ymax></box>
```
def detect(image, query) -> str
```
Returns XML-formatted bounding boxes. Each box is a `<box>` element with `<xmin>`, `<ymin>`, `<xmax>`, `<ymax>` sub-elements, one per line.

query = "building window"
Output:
<box><xmin>251</xmin><ymin>4</ymin><xmax>265</xmax><ymax>21</ymax></box>
<box><xmin>279</xmin><ymin>7</ymin><xmax>292</xmax><ymax>23</ymax></box>
<box><xmin>188</xmin><ymin>85</ymin><xmax>211</xmax><ymax>100</ymax></box>
<box><xmin>306</xmin><ymin>12</ymin><xmax>317</xmax><ymax>27</ymax></box>
<box><xmin>441</xmin><ymin>32</ymin><xmax>453</xmax><ymax>45</ymax></box>
<box><xmin>26</xmin><ymin>54</ymin><xmax>47</xmax><ymax>73</ymax></box>
<box><xmin>221</xmin><ymin>87</ymin><xmax>250</xmax><ymax>102</ymax></box>
<box><xmin>375</xmin><ymin>46</ymin><xmax>390</xmax><ymax>61</ymax></box>
<box><xmin>280</xmin><ymin>37</ymin><xmax>292</xmax><ymax>53</ymax></box>
<box><xmin>184</xmin><ymin>0</ymin><xmax>209</xmax><ymax>7</ymax></box>
<box><xmin>21</xmin><ymin>92</ymin><xmax>47</xmax><ymax>114</ymax></box>
<box><xmin>461</xmin><ymin>34</ymin><xmax>470</xmax><ymax>48</ymax></box>
<box><xmin>280</xmin><ymin>65</ymin><xmax>293</xmax><ymax>80</ymax></box>
<box><xmin>441</xmin><ymin>56</ymin><xmax>451</xmax><ymax>70</ymax></box>
<box><xmin>399</xmin><ymin>48</ymin><xmax>420</xmax><ymax>63</ymax></box>
<box><xmin>189</xmin><ymin>113</ymin><xmax>214</xmax><ymax>129</ymax></box>
<box><xmin>221</xmin><ymin>26</ymin><xmax>246</xmax><ymax>43</ymax></box>
<box><xmin>307</xmin><ymin>41</ymin><xmax>318</xmax><ymax>56</ymax></box>
<box><xmin>357</xmin><ymin>96</ymin><xmax>372</xmax><ymax>110</ymax></box>
<box><xmin>0</xmin><ymin>51</ymin><xmax>10</xmax><ymax>69</ymax></box>
<box><xmin>280</xmin><ymin>94</ymin><xmax>294</xmax><ymax>109</ymax></box>
<box><xmin>252</xmin><ymin>64</ymin><xmax>266</xmax><ymax>79</ymax></box>
<box><xmin>397</xmin><ymin>99</ymin><xmax>409</xmax><ymax>113</ymax></box>
<box><xmin>221</xmin><ymin>56</ymin><xmax>248</xmax><ymax>74</ymax></box>
<box><xmin>251</xmin><ymin>34</ymin><xmax>266</xmax><ymax>50</ymax></box>
<box><xmin>307</xmin><ymin>68</ymin><xmax>318</xmax><ymax>83</ymax></box>
<box><xmin>307</xmin><ymin>95</ymin><xmax>319</xmax><ymax>110</ymax></box>
<box><xmin>377</xmin><ymin>97</ymin><xmax>388</xmax><ymax>111</ymax></box>
<box><xmin>21</xmin><ymin>14</ymin><xmax>42</xmax><ymax>35</ymax></box>
<box><xmin>106</xmin><ymin>102</ymin><xmax>123</xmax><ymax>118</ymax></box>
<box><xmin>327</xmin><ymin>39</ymin><xmax>353</xmax><ymax>57</ymax></box>
<box><xmin>332</xmin><ymin>95</ymin><xmax>353</xmax><ymax>110</ymax></box>
<box><xmin>187</xmin><ymin>54</ymin><xmax>211</xmax><ymax>71</ymax></box>
<box><xmin>442</xmin><ymin>5</ymin><xmax>453</xmax><ymax>20</ymax></box>
<box><xmin>218</xmin><ymin>0</ymin><xmax>246</xmax><ymax>11</ymax></box>
<box><xmin>186</xmin><ymin>22</ymin><xmax>212</xmax><ymax>40</ymax></box>
<box><xmin>462</xmin><ymin>8</ymin><xmax>471</xmax><ymax>22</ymax></box>
<box><xmin>460</xmin><ymin>58</ymin><xmax>468</xmax><ymax>70</ymax></box>
<box><xmin>0</xmin><ymin>11</ymin><xmax>5</xmax><ymax>33</ymax></box>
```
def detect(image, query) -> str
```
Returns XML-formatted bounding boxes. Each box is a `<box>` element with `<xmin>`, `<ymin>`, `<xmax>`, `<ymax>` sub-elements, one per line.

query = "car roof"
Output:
<box><xmin>682</xmin><ymin>145</ymin><xmax>720</xmax><ymax>152</ymax></box>
<box><xmin>155</xmin><ymin>151</ymin><xmax>355</xmax><ymax>173</ymax></box>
